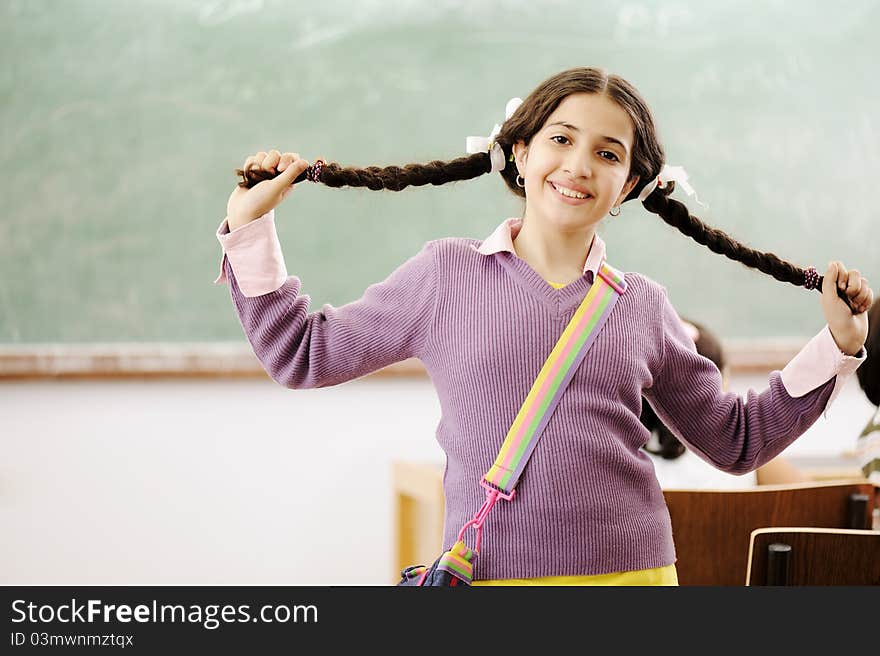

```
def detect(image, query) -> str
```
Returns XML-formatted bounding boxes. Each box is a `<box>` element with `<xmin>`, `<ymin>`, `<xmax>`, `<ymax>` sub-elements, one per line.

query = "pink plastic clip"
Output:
<box><xmin>455</xmin><ymin>481</ymin><xmax>516</xmax><ymax>553</ymax></box>
<box><xmin>479</xmin><ymin>478</ymin><xmax>516</xmax><ymax>500</ymax></box>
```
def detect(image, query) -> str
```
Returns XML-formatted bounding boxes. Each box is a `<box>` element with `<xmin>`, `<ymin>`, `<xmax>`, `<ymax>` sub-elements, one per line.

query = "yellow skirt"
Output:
<box><xmin>472</xmin><ymin>564</ymin><xmax>678</xmax><ymax>586</ymax></box>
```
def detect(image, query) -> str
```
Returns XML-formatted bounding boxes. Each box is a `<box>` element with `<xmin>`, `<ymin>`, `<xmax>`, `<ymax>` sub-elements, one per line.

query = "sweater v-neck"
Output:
<box><xmin>497</xmin><ymin>251</ymin><xmax>595</xmax><ymax>318</ymax></box>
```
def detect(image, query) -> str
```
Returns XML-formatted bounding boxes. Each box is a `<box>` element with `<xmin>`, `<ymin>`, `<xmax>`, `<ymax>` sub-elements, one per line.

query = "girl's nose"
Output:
<box><xmin>563</xmin><ymin>151</ymin><xmax>593</xmax><ymax>179</ymax></box>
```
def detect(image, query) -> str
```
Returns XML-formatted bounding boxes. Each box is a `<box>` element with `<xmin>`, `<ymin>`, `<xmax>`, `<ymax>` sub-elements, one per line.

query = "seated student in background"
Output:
<box><xmin>641</xmin><ymin>318</ymin><xmax>807</xmax><ymax>489</ymax></box>
<box><xmin>855</xmin><ymin>300</ymin><xmax>879</xmax><ymax>484</ymax></box>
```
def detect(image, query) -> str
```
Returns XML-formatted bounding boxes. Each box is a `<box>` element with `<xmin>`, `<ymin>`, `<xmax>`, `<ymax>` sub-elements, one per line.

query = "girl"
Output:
<box><xmin>214</xmin><ymin>67</ymin><xmax>871</xmax><ymax>585</ymax></box>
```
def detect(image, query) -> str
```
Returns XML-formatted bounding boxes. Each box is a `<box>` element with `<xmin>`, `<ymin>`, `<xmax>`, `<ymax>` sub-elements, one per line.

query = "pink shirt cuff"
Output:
<box><xmin>212</xmin><ymin>210</ymin><xmax>288</xmax><ymax>297</ymax></box>
<box><xmin>780</xmin><ymin>325</ymin><xmax>867</xmax><ymax>418</ymax></box>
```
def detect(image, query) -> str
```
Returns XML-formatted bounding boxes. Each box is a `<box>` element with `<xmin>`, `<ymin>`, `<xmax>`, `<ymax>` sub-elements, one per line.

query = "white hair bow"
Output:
<box><xmin>638</xmin><ymin>164</ymin><xmax>708</xmax><ymax>209</ymax></box>
<box><xmin>466</xmin><ymin>97</ymin><xmax>523</xmax><ymax>173</ymax></box>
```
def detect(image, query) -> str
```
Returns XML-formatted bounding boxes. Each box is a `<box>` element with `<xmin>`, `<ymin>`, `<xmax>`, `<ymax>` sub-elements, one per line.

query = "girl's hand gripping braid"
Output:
<box><xmin>227</xmin><ymin>150</ymin><xmax>310</xmax><ymax>231</ymax></box>
<box><xmin>822</xmin><ymin>261</ymin><xmax>873</xmax><ymax>356</ymax></box>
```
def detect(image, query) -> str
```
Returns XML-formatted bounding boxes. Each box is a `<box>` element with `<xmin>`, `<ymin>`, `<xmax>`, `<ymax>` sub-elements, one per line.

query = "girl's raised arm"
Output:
<box><xmin>216</xmin><ymin>151</ymin><xmax>438</xmax><ymax>389</ymax></box>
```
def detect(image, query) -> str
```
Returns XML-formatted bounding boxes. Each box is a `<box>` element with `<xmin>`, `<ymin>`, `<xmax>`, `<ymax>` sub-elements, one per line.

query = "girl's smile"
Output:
<box><xmin>547</xmin><ymin>180</ymin><xmax>594</xmax><ymax>204</ymax></box>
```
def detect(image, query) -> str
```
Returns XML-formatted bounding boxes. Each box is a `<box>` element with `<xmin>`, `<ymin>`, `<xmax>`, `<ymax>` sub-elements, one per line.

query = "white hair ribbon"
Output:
<box><xmin>466</xmin><ymin>97</ymin><xmax>523</xmax><ymax>173</ymax></box>
<box><xmin>637</xmin><ymin>164</ymin><xmax>708</xmax><ymax>209</ymax></box>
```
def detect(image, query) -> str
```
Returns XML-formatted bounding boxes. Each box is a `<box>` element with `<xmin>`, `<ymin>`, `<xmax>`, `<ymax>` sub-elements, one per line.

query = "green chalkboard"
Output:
<box><xmin>3</xmin><ymin>0</ymin><xmax>877</xmax><ymax>344</ymax></box>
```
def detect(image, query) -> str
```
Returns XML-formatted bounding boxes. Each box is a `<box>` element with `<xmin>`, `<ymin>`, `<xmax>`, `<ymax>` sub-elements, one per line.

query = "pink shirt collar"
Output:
<box><xmin>477</xmin><ymin>217</ymin><xmax>607</xmax><ymax>279</ymax></box>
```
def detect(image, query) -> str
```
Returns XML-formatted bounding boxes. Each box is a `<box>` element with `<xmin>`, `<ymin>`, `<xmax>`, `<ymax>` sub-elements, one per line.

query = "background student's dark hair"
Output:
<box><xmin>641</xmin><ymin>318</ymin><xmax>726</xmax><ymax>460</ymax></box>
<box><xmin>238</xmin><ymin>66</ymin><xmax>836</xmax><ymax>299</ymax></box>
<box><xmin>855</xmin><ymin>300</ymin><xmax>880</xmax><ymax>405</ymax></box>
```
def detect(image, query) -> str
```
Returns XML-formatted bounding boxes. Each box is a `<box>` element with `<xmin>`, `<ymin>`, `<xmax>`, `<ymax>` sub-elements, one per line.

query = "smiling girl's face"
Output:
<box><xmin>513</xmin><ymin>92</ymin><xmax>640</xmax><ymax>235</ymax></box>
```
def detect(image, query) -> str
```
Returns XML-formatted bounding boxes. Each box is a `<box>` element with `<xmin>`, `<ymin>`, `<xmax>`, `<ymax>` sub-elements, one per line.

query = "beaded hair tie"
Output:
<box><xmin>803</xmin><ymin>265</ymin><xmax>859</xmax><ymax>315</ymax></box>
<box><xmin>803</xmin><ymin>266</ymin><xmax>820</xmax><ymax>290</ymax></box>
<box><xmin>306</xmin><ymin>159</ymin><xmax>325</xmax><ymax>183</ymax></box>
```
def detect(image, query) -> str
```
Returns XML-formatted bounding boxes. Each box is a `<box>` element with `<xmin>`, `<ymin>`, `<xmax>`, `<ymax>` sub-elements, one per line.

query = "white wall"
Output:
<box><xmin>1</xmin><ymin>373</ymin><xmax>873</xmax><ymax>585</ymax></box>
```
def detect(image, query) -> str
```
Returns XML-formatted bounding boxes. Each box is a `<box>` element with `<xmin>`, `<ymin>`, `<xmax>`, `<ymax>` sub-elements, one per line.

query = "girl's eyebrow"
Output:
<box><xmin>546</xmin><ymin>121</ymin><xmax>629</xmax><ymax>155</ymax></box>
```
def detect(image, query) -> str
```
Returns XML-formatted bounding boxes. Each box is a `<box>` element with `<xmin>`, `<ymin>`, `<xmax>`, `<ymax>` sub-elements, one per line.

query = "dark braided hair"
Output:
<box><xmin>236</xmin><ymin>66</ymin><xmax>845</xmax><ymax>301</ymax></box>
<box><xmin>640</xmin><ymin>192</ymin><xmax>819</xmax><ymax>289</ymax></box>
<box><xmin>237</xmin><ymin>155</ymin><xmax>492</xmax><ymax>192</ymax></box>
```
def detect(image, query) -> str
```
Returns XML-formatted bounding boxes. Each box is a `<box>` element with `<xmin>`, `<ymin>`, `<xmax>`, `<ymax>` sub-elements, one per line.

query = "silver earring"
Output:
<box><xmin>516</xmin><ymin>175</ymin><xmax>525</xmax><ymax>188</ymax></box>
<box><xmin>609</xmin><ymin>205</ymin><xmax>621</xmax><ymax>217</ymax></box>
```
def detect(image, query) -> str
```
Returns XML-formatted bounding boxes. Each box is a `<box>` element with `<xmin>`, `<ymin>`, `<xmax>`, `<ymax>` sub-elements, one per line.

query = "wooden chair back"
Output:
<box><xmin>663</xmin><ymin>480</ymin><xmax>874</xmax><ymax>585</ymax></box>
<box><xmin>746</xmin><ymin>527</ymin><xmax>880</xmax><ymax>585</ymax></box>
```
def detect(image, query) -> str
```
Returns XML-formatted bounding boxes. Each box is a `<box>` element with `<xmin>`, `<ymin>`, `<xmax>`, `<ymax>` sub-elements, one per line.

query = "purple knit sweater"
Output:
<box><xmin>220</xmin><ymin>230</ymin><xmax>837</xmax><ymax>579</ymax></box>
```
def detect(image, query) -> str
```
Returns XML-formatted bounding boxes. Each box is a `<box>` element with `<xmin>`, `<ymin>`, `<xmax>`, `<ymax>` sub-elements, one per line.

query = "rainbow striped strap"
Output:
<box><xmin>436</xmin><ymin>540</ymin><xmax>476</xmax><ymax>584</ymax></box>
<box><xmin>482</xmin><ymin>261</ymin><xmax>626</xmax><ymax>494</ymax></box>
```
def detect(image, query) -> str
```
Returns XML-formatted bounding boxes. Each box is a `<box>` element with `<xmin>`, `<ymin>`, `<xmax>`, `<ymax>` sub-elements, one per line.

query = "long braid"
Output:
<box><xmin>644</xmin><ymin>186</ymin><xmax>862</xmax><ymax>312</ymax></box>
<box><xmin>641</xmin><ymin>187</ymin><xmax>825</xmax><ymax>291</ymax></box>
<box><xmin>236</xmin><ymin>153</ymin><xmax>490</xmax><ymax>191</ymax></box>
<box><xmin>641</xmin><ymin>190</ymin><xmax>808</xmax><ymax>286</ymax></box>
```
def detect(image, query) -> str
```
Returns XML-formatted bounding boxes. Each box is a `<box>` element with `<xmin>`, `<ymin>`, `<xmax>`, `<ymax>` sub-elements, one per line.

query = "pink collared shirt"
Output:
<box><xmin>476</xmin><ymin>217</ymin><xmax>606</xmax><ymax>282</ymax></box>
<box><xmin>214</xmin><ymin>212</ymin><xmax>866</xmax><ymax>417</ymax></box>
